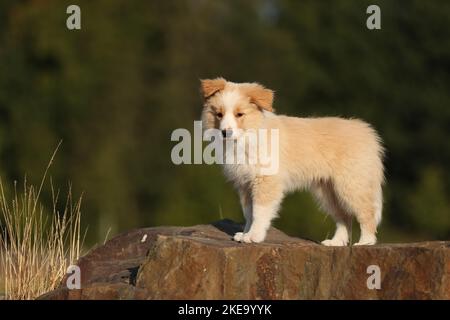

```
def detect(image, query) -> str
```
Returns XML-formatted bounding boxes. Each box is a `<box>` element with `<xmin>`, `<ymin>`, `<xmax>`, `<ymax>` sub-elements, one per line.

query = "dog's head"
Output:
<box><xmin>200</xmin><ymin>78</ymin><xmax>274</xmax><ymax>139</ymax></box>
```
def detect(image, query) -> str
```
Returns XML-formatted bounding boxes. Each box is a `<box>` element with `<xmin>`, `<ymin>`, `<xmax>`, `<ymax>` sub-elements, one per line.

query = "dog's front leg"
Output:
<box><xmin>240</xmin><ymin>179</ymin><xmax>283</xmax><ymax>243</ymax></box>
<box><xmin>233</xmin><ymin>187</ymin><xmax>253</xmax><ymax>242</ymax></box>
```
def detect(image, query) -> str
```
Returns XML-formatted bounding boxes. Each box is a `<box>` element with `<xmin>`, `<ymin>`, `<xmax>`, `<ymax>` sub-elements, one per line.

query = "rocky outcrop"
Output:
<box><xmin>39</xmin><ymin>219</ymin><xmax>450</xmax><ymax>300</ymax></box>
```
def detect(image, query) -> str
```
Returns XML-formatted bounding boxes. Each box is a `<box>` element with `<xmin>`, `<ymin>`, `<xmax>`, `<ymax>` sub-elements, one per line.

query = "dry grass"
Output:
<box><xmin>0</xmin><ymin>144</ymin><xmax>84</xmax><ymax>300</ymax></box>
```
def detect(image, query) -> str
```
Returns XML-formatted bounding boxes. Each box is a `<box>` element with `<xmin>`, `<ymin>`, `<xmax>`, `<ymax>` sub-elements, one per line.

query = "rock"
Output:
<box><xmin>39</xmin><ymin>219</ymin><xmax>450</xmax><ymax>300</ymax></box>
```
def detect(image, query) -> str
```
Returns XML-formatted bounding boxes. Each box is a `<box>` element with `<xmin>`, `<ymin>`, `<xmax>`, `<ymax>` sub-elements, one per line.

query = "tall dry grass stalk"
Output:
<box><xmin>0</xmin><ymin>143</ymin><xmax>84</xmax><ymax>300</ymax></box>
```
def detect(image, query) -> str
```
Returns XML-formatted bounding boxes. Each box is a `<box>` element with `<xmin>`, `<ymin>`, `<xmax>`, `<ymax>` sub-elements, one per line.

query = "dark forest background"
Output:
<box><xmin>0</xmin><ymin>0</ymin><xmax>449</xmax><ymax>245</ymax></box>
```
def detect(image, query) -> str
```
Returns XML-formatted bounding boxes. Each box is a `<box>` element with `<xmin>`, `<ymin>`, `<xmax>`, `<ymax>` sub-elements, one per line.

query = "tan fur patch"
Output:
<box><xmin>241</xmin><ymin>83</ymin><xmax>274</xmax><ymax>112</ymax></box>
<box><xmin>200</xmin><ymin>78</ymin><xmax>227</xmax><ymax>99</ymax></box>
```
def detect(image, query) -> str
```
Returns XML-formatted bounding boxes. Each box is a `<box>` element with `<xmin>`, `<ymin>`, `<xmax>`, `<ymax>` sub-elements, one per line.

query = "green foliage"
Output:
<box><xmin>407</xmin><ymin>167</ymin><xmax>450</xmax><ymax>238</ymax></box>
<box><xmin>0</xmin><ymin>0</ymin><xmax>449</xmax><ymax>243</ymax></box>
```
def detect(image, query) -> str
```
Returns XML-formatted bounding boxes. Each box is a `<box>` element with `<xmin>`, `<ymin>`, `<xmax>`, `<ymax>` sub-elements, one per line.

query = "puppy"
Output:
<box><xmin>200</xmin><ymin>78</ymin><xmax>384</xmax><ymax>246</ymax></box>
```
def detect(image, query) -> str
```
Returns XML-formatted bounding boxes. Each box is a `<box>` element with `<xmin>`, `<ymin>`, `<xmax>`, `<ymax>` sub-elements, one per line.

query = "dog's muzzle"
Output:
<box><xmin>222</xmin><ymin>129</ymin><xmax>233</xmax><ymax>138</ymax></box>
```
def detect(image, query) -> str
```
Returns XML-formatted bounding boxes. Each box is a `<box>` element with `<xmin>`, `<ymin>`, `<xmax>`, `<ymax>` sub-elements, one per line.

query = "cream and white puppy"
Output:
<box><xmin>201</xmin><ymin>78</ymin><xmax>385</xmax><ymax>246</ymax></box>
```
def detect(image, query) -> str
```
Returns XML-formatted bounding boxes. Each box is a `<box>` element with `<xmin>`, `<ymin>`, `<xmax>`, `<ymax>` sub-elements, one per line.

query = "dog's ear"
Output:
<box><xmin>200</xmin><ymin>78</ymin><xmax>227</xmax><ymax>99</ymax></box>
<box><xmin>243</xmin><ymin>83</ymin><xmax>274</xmax><ymax>112</ymax></box>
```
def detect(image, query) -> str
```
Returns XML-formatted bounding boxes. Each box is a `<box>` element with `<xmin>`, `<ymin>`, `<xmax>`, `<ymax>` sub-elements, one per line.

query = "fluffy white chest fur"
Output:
<box><xmin>201</xmin><ymin>78</ymin><xmax>384</xmax><ymax>246</ymax></box>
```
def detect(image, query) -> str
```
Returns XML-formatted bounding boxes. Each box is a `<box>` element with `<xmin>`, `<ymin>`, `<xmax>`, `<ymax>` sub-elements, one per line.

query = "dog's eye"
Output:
<box><xmin>216</xmin><ymin>112</ymin><xmax>223</xmax><ymax>119</ymax></box>
<box><xmin>236</xmin><ymin>113</ymin><xmax>244</xmax><ymax>118</ymax></box>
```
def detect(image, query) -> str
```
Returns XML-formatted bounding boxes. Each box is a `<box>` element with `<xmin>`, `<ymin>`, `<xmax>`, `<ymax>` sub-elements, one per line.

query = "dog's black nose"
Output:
<box><xmin>222</xmin><ymin>129</ymin><xmax>233</xmax><ymax>138</ymax></box>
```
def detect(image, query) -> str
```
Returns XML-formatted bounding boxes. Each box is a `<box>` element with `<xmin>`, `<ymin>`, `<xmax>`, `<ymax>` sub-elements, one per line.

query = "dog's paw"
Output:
<box><xmin>241</xmin><ymin>231</ymin><xmax>266</xmax><ymax>243</ymax></box>
<box><xmin>354</xmin><ymin>240</ymin><xmax>376</xmax><ymax>246</ymax></box>
<box><xmin>233</xmin><ymin>232</ymin><xmax>244</xmax><ymax>242</ymax></box>
<box><xmin>354</xmin><ymin>238</ymin><xmax>377</xmax><ymax>246</ymax></box>
<box><xmin>354</xmin><ymin>234</ymin><xmax>377</xmax><ymax>246</ymax></box>
<box><xmin>321</xmin><ymin>238</ymin><xmax>348</xmax><ymax>246</ymax></box>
